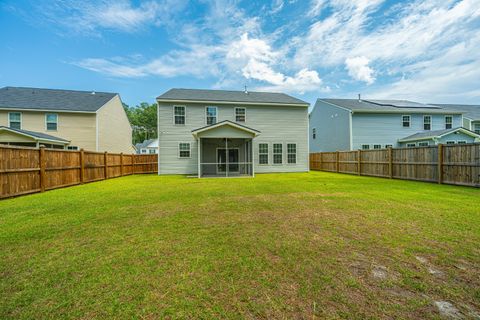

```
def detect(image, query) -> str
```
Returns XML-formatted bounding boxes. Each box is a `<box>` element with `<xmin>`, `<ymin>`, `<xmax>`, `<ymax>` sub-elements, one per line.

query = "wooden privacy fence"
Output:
<box><xmin>0</xmin><ymin>145</ymin><xmax>158</xmax><ymax>199</ymax></box>
<box><xmin>310</xmin><ymin>144</ymin><xmax>480</xmax><ymax>187</ymax></box>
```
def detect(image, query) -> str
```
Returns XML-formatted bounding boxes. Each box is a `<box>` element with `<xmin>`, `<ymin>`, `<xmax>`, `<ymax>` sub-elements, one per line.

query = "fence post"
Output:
<box><xmin>388</xmin><ymin>147</ymin><xmax>393</xmax><ymax>179</ymax></box>
<box><xmin>438</xmin><ymin>144</ymin><xmax>444</xmax><ymax>184</ymax></box>
<box><xmin>318</xmin><ymin>153</ymin><xmax>322</xmax><ymax>171</ymax></box>
<box><xmin>104</xmin><ymin>151</ymin><xmax>108</xmax><ymax>180</ymax></box>
<box><xmin>132</xmin><ymin>154</ymin><xmax>136</xmax><ymax>174</ymax></box>
<box><xmin>120</xmin><ymin>153</ymin><xmax>124</xmax><ymax>176</ymax></box>
<box><xmin>39</xmin><ymin>146</ymin><xmax>46</xmax><ymax>192</ymax></box>
<box><xmin>80</xmin><ymin>149</ymin><xmax>85</xmax><ymax>183</ymax></box>
<box><xmin>357</xmin><ymin>149</ymin><xmax>361</xmax><ymax>176</ymax></box>
<box><xmin>336</xmin><ymin>151</ymin><xmax>339</xmax><ymax>173</ymax></box>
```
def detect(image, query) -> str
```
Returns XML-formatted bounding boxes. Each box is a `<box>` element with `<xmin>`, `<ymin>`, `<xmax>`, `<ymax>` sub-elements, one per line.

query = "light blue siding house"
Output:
<box><xmin>309</xmin><ymin>99</ymin><xmax>480</xmax><ymax>152</ymax></box>
<box><xmin>432</xmin><ymin>104</ymin><xmax>480</xmax><ymax>135</ymax></box>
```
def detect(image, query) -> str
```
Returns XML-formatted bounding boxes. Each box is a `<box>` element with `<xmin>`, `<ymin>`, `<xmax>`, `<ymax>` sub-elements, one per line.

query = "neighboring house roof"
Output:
<box><xmin>0</xmin><ymin>86</ymin><xmax>117</xmax><ymax>112</ymax></box>
<box><xmin>319</xmin><ymin>99</ymin><xmax>463</xmax><ymax>114</ymax></box>
<box><xmin>0</xmin><ymin>126</ymin><xmax>70</xmax><ymax>144</ymax></box>
<box><xmin>431</xmin><ymin>104</ymin><xmax>480</xmax><ymax>120</ymax></box>
<box><xmin>191</xmin><ymin>120</ymin><xmax>261</xmax><ymax>137</ymax></box>
<box><xmin>135</xmin><ymin>139</ymin><xmax>158</xmax><ymax>150</ymax></box>
<box><xmin>398</xmin><ymin>127</ymin><xmax>480</xmax><ymax>142</ymax></box>
<box><xmin>157</xmin><ymin>88</ymin><xmax>309</xmax><ymax>106</ymax></box>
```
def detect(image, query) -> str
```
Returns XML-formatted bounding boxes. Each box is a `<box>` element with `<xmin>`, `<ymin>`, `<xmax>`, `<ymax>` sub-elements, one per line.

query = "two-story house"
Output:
<box><xmin>432</xmin><ymin>104</ymin><xmax>480</xmax><ymax>134</ymax></box>
<box><xmin>156</xmin><ymin>88</ymin><xmax>309</xmax><ymax>177</ymax></box>
<box><xmin>135</xmin><ymin>139</ymin><xmax>158</xmax><ymax>154</ymax></box>
<box><xmin>0</xmin><ymin>87</ymin><xmax>133</xmax><ymax>153</ymax></box>
<box><xmin>309</xmin><ymin>98</ymin><xmax>480</xmax><ymax>152</ymax></box>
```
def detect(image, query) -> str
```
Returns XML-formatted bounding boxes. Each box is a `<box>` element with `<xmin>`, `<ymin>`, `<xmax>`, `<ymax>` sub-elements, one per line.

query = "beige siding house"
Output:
<box><xmin>157</xmin><ymin>88</ymin><xmax>309</xmax><ymax>177</ymax></box>
<box><xmin>0</xmin><ymin>87</ymin><xmax>133</xmax><ymax>153</ymax></box>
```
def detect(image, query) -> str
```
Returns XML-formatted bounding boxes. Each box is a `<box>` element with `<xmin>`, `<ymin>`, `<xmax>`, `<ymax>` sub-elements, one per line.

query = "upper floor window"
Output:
<box><xmin>445</xmin><ymin>116</ymin><xmax>453</xmax><ymax>129</ymax></box>
<box><xmin>273</xmin><ymin>143</ymin><xmax>283</xmax><ymax>164</ymax></box>
<box><xmin>402</xmin><ymin>115</ymin><xmax>410</xmax><ymax>127</ymax></box>
<box><xmin>174</xmin><ymin>106</ymin><xmax>186</xmax><ymax>125</ymax></box>
<box><xmin>45</xmin><ymin>113</ymin><xmax>58</xmax><ymax>131</ymax></box>
<box><xmin>287</xmin><ymin>143</ymin><xmax>297</xmax><ymax>164</ymax></box>
<box><xmin>8</xmin><ymin>112</ymin><xmax>21</xmax><ymax>129</ymax></box>
<box><xmin>235</xmin><ymin>107</ymin><xmax>246</xmax><ymax>123</ymax></box>
<box><xmin>259</xmin><ymin>143</ymin><xmax>268</xmax><ymax>165</ymax></box>
<box><xmin>423</xmin><ymin>115</ymin><xmax>431</xmax><ymax>130</ymax></box>
<box><xmin>206</xmin><ymin>106</ymin><xmax>217</xmax><ymax>125</ymax></box>
<box><xmin>312</xmin><ymin>128</ymin><xmax>316</xmax><ymax>139</ymax></box>
<box><xmin>149</xmin><ymin>149</ymin><xmax>156</xmax><ymax>154</ymax></box>
<box><xmin>474</xmin><ymin>123</ymin><xmax>480</xmax><ymax>134</ymax></box>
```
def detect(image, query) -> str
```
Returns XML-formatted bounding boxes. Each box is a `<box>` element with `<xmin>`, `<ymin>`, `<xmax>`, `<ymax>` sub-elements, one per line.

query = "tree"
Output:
<box><xmin>124</xmin><ymin>102</ymin><xmax>157</xmax><ymax>144</ymax></box>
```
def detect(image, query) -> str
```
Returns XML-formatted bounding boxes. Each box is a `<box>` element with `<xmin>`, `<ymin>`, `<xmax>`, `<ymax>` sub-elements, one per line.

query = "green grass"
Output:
<box><xmin>1</xmin><ymin>172</ymin><xmax>479</xmax><ymax>319</ymax></box>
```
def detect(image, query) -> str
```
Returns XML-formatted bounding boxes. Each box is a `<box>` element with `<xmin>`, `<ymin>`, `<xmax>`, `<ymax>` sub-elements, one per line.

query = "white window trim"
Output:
<box><xmin>373</xmin><ymin>144</ymin><xmax>382</xmax><ymax>149</ymax></box>
<box><xmin>402</xmin><ymin>115</ymin><xmax>411</xmax><ymax>128</ymax></box>
<box><xmin>258</xmin><ymin>143</ymin><xmax>269</xmax><ymax>165</ymax></box>
<box><xmin>173</xmin><ymin>105</ymin><xmax>186</xmax><ymax>125</ymax></box>
<box><xmin>272</xmin><ymin>143</ymin><xmax>283</xmax><ymax>165</ymax></box>
<box><xmin>8</xmin><ymin>112</ymin><xmax>22</xmax><ymax>129</ymax></box>
<box><xmin>445</xmin><ymin>115</ymin><xmax>453</xmax><ymax>129</ymax></box>
<box><xmin>457</xmin><ymin>140</ymin><xmax>467</xmax><ymax>144</ymax></box>
<box><xmin>406</xmin><ymin>143</ymin><xmax>416</xmax><ymax>147</ymax></box>
<box><xmin>385</xmin><ymin>144</ymin><xmax>393</xmax><ymax>148</ymax></box>
<box><xmin>423</xmin><ymin>115</ymin><xmax>432</xmax><ymax>130</ymax></box>
<box><xmin>286</xmin><ymin>143</ymin><xmax>297</xmax><ymax>165</ymax></box>
<box><xmin>45</xmin><ymin>113</ymin><xmax>58</xmax><ymax>131</ymax></box>
<box><xmin>418</xmin><ymin>141</ymin><xmax>429</xmax><ymax>147</ymax></box>
<box><xmin>205</xmin><ymin>106</ymin><xmax>218</xmax><ymax>125</ymax></box>
<box><xmin>445</xmin><ymin>140</ymin><xmax>456</xmax><ymax>145</ymax></box>
<box><xmin>361</xmin><ymin>144</ymin><xmax>370</xmax><ymax>150</ymax></box>
<box><xmin>234</xmin><ymin>107</ymin><xmax>246</xmax><ymax>123</ymax></box>
<box><xmin>67</xmin><ymin>146</ymin><xmax>78</xmax><ymax>151</ymax></box>
<box><xmin>178</xmin><ymin>142</ymin><xmax>191</xmax><ymax>159</ymax></box>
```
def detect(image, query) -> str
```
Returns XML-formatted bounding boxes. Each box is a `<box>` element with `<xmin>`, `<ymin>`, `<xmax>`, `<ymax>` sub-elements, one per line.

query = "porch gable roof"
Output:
<box><xmin>191</xmin><ymin>120</ymin><xmax>260</xmax><ymax>138</ymax></box>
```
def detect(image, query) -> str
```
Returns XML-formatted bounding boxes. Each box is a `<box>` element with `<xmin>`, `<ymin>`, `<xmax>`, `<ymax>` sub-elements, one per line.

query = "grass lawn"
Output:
<box><xmin>1</xmin><ymin>172</ymin><xmax>479</xmax><ymax>319</ymax></box>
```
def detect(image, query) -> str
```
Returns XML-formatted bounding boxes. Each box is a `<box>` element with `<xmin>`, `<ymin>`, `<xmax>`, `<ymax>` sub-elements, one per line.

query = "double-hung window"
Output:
<box><xmin>8</xmin><ymin>112</ymin><xmax>21</xmax><ymax>129</ymax></box>
<box><xmin>174</xmin><ymin>106</ymin><xmax>186</xmax><ymax>125</ymax></box>
<box><xmin>423</xmin><ymin>115</ymin><xmax>431</xmax><ymax>130</ymax></box>
<box><xmin>445</xmin><ymin>116</ymin><xmax>453</xmax><ymax>129</ymax></box>
<box><xmin>178</xmin><ymin>143</ymin><xmax>191</xmax><ymax>158</ymax></box>
<box><xmin>312</xmin><ymin>128</ymin><xmax>316</xmax><ymax>139</ymax></box>
<box><xmin>259</xmin><ymin>143</ymin><xmax>268</xmax><ymax>165</ymax></box>
<box><xmin>273</xmin><ymin>143</ymin><xmax>283</xmax><ymax>164</ymax></box>
<box><xmin>373</xmin><ymin>144</ymin><xmax>381</xmax><ymax>150</ymax></box>
<box><xmin>361</xmin><ymin>144</ymin><xmax>370</xmax><ymax>150</ymax></box>
<box><xmin>235</xmin><ymin>107</ymin><xmax>246</xmax><ymax>123</ymax></box>
<box><xmin>45</xmin><ymin>113</ymin><xmax>58</xmax><ymax>131</ymax></box>
<box><xmin>206</xmin><ymin>106</ymin><xmax>217</xmax><ymax>125</ymax></box>
<box><xmin>418</xmin><ymin>142</ymin><xmax>429</xmax><ymax>147</ymax></box>
<box><xmin>406</xmin><ymin>143</ymin><xmax>416</xmax><ymax>147</ymax></box>
<box><xmin>287</xmin><ymin>143</ymin><xmax>296</xmax><ymax>164</ymax></box>
<box><xmin>402</xmin><ymin>115</ymin><xmax>410</xmax><ymax>128</ymax></box>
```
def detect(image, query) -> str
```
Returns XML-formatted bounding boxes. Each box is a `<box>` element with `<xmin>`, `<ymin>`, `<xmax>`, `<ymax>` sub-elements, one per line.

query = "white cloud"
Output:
<box><xmin>345</xmin><ymin>56</ymin><xmax>375</xmax><ymax>84</ymax></box>
<box><xmin>34</xmin><ymin>0</ymin><xmax>187</xmax><ymax>35</ymax></box>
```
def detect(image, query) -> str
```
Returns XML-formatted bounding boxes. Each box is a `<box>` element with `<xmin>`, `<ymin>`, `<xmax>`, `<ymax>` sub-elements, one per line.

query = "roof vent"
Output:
<box><xmin>91</xmin><ymin>91</ymin><xmax>96</xmax><ymax>95</ymax></box>
<box><xmin>358</xmin><ymin>93</ymin><xmax>361</xmax><ymax>101</ymax></box>
<box><xmin>244</xmin><ymin>85</ymin><xmax>248</xmax><ymax>94</ymax></box>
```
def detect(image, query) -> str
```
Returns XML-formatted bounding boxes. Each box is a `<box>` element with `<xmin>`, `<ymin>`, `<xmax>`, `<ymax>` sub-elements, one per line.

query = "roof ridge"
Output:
<box><xmin>2</xmin><ymin>86</ymin><xmax>117</xmax><ymax>95</ymax></box>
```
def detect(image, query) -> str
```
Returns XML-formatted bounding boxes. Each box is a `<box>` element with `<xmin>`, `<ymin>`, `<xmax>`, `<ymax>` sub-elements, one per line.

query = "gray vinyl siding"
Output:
<box><xmin>309</xmin><ymin>100</ymin><xmax>351</xmax><ymax>152</ymax></box>
<box><xmin>352</xmin><ymin>113</ymin><xmax>463</xmax><ymax>149</ymax></box>
<box><xmin>158</xmin><ymin>103</ymin><xmax>308</xmax><ymax>174</ymax></box>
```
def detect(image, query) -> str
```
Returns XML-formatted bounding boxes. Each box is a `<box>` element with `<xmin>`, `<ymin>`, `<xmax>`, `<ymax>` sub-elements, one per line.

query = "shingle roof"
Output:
<box><xmin>398</xmin><ymin>127</ymin><xmax>480</xmax><ymax>142</ymax></box>
<box><xmin>0</xmin><ymin>126</ymin><xmax>69</xmax><ymax>143</ymax></box>
<box><xmin>135</xmin><ymin>139</ymin><xmax>156</xmax><ymax>150</ymax></box>
<box><xmin>431</xmin><ymin>104</ymin><xmax>480</xmax><ymax>120</ymax></box>
<box><xmin>0</xmin><ymin>87</ymin><xmax>117</xmax><ymax>112</ymax></box>
<box><xmin>320</xmin><ymin>99</ymin><xmax>463</xmax><ymax>114</ymax></box>
<box><xmin>157</xmin><ymin>88</ymin><xmax>309</xmax><ymax>106</ymax></box>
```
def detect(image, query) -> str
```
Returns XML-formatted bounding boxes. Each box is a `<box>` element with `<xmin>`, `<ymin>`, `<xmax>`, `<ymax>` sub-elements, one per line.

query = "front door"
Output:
<box><xmin>217</xmin><ymin>148</ymin><xmax>239</xmax><ymax>173</ymax></box>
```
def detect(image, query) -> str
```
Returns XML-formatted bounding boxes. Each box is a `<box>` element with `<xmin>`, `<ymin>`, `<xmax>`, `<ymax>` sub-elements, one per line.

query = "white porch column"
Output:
<box><xmin>251</xmin><ymin>138</ymin><xmax>255</xmax><ymax>177</ymax></box>
<box><xmin>197</xmin><ymin>138</ymin><xmax>201</xmax><ymax>178</ymax></box>
<box><xmin>225</xmin><ymin>138</ymin><xmax>229</xmax><ymax>177</ymax></box>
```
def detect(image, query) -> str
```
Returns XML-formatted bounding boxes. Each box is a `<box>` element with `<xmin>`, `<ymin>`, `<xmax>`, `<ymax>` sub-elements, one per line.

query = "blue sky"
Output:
<box><xmin>1</xmin><ymin>0</ymin><xmax>479</xmax><ymax>107</ymax></box>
